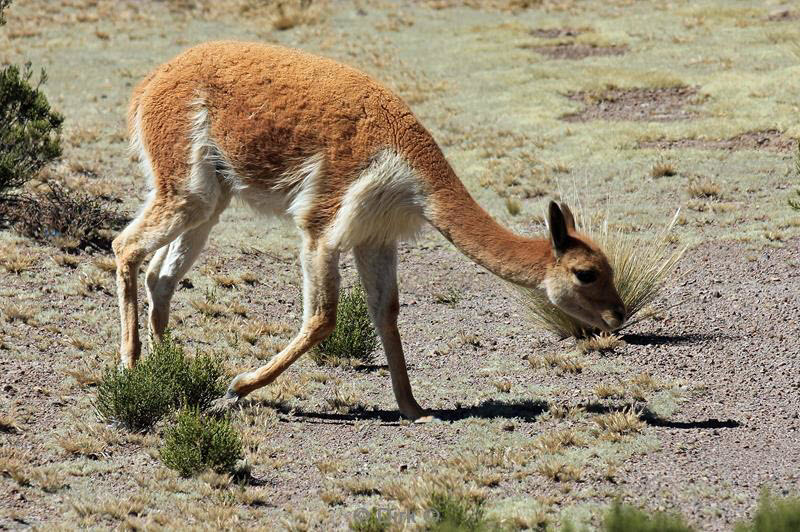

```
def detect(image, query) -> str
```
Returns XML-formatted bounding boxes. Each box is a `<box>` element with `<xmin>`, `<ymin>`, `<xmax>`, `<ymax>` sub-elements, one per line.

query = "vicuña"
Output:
<box><xmin>113</xmin><ymin>41</ymin><xmax>625</xmax><ymax>421</ymax></box>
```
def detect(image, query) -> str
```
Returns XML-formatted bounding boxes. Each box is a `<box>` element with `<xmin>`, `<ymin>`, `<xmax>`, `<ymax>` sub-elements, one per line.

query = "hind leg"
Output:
<box><xmin>145</xmin><ymin>193</ymin><xmax>231</xmax><ymax>344</ymax></box>
<box><xmin>213</xmin><ymin>234</ymin><xmax>340</xmax><ymax>407</ymax></box>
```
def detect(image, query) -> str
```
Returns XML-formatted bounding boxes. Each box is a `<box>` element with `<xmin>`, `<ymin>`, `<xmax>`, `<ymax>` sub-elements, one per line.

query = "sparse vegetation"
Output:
<box><xmin>790</xmin><ymin>141</ymin><xmax>800</xmax><ymax>211</ymax></box>
<box><xmin>159</xmin><ymin>407</ymin><xmax>243</xmax><ymax>477</ymax></box>
<box><xmin>735</xmin><ymin>490</ymin><xmax>800</xmax><ymax>532</ymax></box>
<box><xmin>651</xmin><ymin>159</ymin><xmax>677</xmax><ymax>178</ymax></box>
<box><xmin>312</xmin><ymin>283</ymin><xmax>377</xmax><ymax>366</ymax></box>
<box><xmin>4</xmin><ymin>182</ymin><xmax>126</xmax><ymax>251</ymax></box>
<box><xmin>602</xmin><ymin>501</ymin><xmax>694</xmax><ymax>532</ymax></box>
<box><xmin>425</xmin><ymin>491</ymin><xmax>493</xmax><ymax>532</ymax></box>
<box><xmin>519</xmin><ymin>204</ymin><xmax>685</xmax><ymax>338</ymax></box>
<box><xmin>95</xmin><ymin>333</ymin><xmax>227</xmax><ymax>431</ymax></box>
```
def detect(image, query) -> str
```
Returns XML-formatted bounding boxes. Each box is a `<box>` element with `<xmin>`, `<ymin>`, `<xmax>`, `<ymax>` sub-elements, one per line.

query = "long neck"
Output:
<box><xmin>416</xmin><ymin>148</ymin><xmax>553</xmax><ymax>288</ymax></box>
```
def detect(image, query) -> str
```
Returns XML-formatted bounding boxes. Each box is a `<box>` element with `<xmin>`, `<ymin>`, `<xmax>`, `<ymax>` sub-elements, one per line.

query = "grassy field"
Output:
<box><xmin>1</xmin><ymin>0</ymin><xmax>799</xmax><ymax>530</ymax></box>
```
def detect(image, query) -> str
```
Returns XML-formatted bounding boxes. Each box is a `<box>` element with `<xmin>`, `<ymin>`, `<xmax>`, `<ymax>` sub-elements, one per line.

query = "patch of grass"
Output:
<box><xmin>505</xmin><ymin>197</ymin><xmax>521</xmax><ymax>216</ymax></box>
<box><xmin>160</xmin><ymin>407</ymin><xmax>243</xmax><ymax>477</ymax></box>
<box><xmin>349</xmin><ymin>508</ymin><xmax>391</xmax><ymax>532</ymax></box>
<box><xmin>736</xmin><ymin>490</ymin><xmax>800</xmax><ymax>532</ymax></box>
<box><xmin>0</xmin><ymin>246</ymin><xmax>34</xmax><ymax>273</ymax></box>
<box><xmin>603</xmin><ymin>500</ymin><xmax>694</xmax><ymax>532</ymax></box>
<box><xmin>426</xmin><ymin>490</ymin><xmax>492</xmax><ymax>532</ymax></box>
<box><xmin>790</xmin><ymin>141</ymin><xmax>800</xmax><ymax>211</ymax></box>
<box><xmin>530</xmin><ymin>351</ymin><xmax>583</xmax><ymax>374</ymax></box>
<box><xmin>1</xmin><ymin>302</ymin><xmax>35</xmax><ymax>323</ymax></box>
<box><xmin>433</xmin><ymin>286</ymin><xmax>462</xmax><ymax>306</ymax></box>
<box><xmin>537</xmin><ymin>457</ymin><xmax>583</xmax><ymax>482</ymax></box>
<box><xmin>593</xmin><ymin>409</ymin><xmax>646</xmax><ymax>437</ymax></box>
<box><xmin>312</xmin><ymin>283</ymin><xmax>377</xmax><ymax>366</ymax></box>
<box><xmin>95</xmin><ymin>333</ymin><xmax>227</xmax><ymax>431</ymax></box>
<box><xmin>651</xmin><ymin>160</ymin><xmax>677</xmax><ymax>178</ymax></box>
<box><xmin>519</xmin><ymin>204</ymin><xmax>685</xmax><ymax>338</ymax></box>
<box><xmin>577</xmin><ymin>333</ymin><xmax>625</xmax><ymax>353</ymax></box>
<box><xmin>687</xmin><ymin>177</ymin><xmax>721</xmax><ymax>199</ymax></box>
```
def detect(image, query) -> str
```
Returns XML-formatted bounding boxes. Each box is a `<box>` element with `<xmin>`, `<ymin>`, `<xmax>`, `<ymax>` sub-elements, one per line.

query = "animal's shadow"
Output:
<box><xmin>582</xmin><ymin>402</ymin><xmax>741</xmax><ymax>430</ymax></box>
<box><xmin>621</xmin><ymin>332</ymin><xmax>728</xmax><ymax>346</ymax></box>
<box><xmin>256</xmin><ymin>398</ymin><xmax>550</xmax><ymax>425</ymax></box>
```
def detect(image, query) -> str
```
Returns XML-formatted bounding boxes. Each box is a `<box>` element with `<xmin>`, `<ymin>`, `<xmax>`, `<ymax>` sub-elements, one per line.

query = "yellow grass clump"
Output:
<box><xmin>518</xmin><ymin>202</ymin><xmax>685</xmax><ymax>338</ymax></box>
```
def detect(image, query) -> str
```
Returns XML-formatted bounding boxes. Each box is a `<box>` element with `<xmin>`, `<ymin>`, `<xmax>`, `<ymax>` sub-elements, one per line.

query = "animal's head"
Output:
<box><xmin>543</xmin><ymin>201</ymin><xmax>625</xmax><ymax>332</ymax></box>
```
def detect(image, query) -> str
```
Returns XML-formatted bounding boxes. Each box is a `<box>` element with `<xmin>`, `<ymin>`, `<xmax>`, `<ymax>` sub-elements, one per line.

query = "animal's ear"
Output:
<box><xmin>559</xmin><ymin>202</ymin><xmax>576</xmax><ymax>232</ymax></box>
<box><xmin>548</xmin><ymin>201</ymin><xmax>570</xmax><ymax>256</ymax></box>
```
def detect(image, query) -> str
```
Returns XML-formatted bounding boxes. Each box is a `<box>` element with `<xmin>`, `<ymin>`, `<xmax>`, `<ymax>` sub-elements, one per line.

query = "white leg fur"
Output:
<box><xmin>145</xmin><ymin>193</ymin><xmax>231</xmax><ymax>343</ymax></box>
<box><xmin>353</xmin><ymin>244</ymin><xmax>426</xmax><ymax>420</ymax></box>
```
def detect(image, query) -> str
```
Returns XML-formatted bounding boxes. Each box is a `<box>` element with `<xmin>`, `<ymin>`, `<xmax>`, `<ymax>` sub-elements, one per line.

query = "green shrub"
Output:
<box><xmin>160</xmin><ymin>407</ymin><xmax>243</xmax><ymax>477</ymax></box>
<box><xmin>312</xmin><ymin>283</ymin><xmax>378</xmax><ymax>366</ymax></box>
<box><xmin>95</xmin><ymin>333</ymin><xmax>227</xmax><ymax>431</ymax></box>
<box><xmin>602</xmin><ymin>501</ymin><xmax>693</xmax><ymax>532</ymax></box>
<box><xmin>425</xmin><ymin>491</ymin><xmax>492</xmax><ymax>532</ymax></box>
<box><xmin>735</xmin><ymin>490</ymin><xmax>800</xmax><ymax>532</ymax></box>
<box><xmin>0</xmin><ymin>61</ymin><xmax>63</xmax><ymax>197</ymax></box>
<box><xmin>349</xmin><ymin>508</ymin><xmax>391</xmax><ymax>532</ymax></box>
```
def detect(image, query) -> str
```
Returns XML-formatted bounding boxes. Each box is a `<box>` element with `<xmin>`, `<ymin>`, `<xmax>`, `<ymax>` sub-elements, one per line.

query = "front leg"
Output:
<box><xmin>353</xmin><ymin>244</ymin><xmax>431</xmax><ymax>421</ymax></box>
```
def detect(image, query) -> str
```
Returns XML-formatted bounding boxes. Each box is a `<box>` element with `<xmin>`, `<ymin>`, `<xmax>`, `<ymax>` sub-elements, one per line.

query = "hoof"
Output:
<box><xmin>208</xmin><ymin>391</ymin><xmax>240</xmax><ymax>415</ymax></box>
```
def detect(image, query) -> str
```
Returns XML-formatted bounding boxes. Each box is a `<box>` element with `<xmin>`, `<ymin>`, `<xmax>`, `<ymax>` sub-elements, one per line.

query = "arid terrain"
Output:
<box><xmin>1</xmin><ymin>1</ymin><xmax>799</xmax><ymax>530</ymax></box>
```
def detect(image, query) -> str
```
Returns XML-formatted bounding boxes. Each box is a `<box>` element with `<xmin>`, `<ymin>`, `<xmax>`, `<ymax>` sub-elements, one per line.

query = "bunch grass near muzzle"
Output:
<box><xmin>519</xmin><ymin>207</ymin><xmax>685</xmax><ymax>339</ymax></box>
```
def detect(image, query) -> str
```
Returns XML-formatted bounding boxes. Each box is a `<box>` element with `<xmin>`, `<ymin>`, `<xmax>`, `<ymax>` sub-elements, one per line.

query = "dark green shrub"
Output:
<box><xmin>312</xmin><ymin>283</ymin><xmax>377</xmax><ymax>366</ymax></box>
<box><xmin>95</xmin><ymin>360</ymin><xmax>175</xmax><ymax>432</ymax></box>
<box><xmin>5</xmin><ymin>182</ymin><xmax>127</xmax><ymax>251</ymax></box>
<box><xmin>603</xmin><ymin>501</ymin><xmax>693</xmax><ymax>532</ymax></box>
<box><xmin>95</xmin><ymin>333</ymin><xmax>228</xmax><ymax>431</ymax></box>
<box><xmin>425</xmin><ymin>491</ymin><xmax>491</xmax><ymax>532</ymax></box>
<box><xmin>735</xmin><ymin>490</ymin><xmax>800</xmax><ymax>532</ymax></box>
<box><xmin>349</xmin><ymin>508</ymin><xmax>391</xmax><ymax>532</ymax></box>
<box><xmin>0</xmin><ymin>0</ymin><xmax>10</xmax><ymax>25</ymax></box>
<box><xmin>0</xmin><ymin>61</ymin><xmax>63</xmax><ymax>197</ymax></box>
<box><xmin>160</xmin><ymin>407</ymin><xmax>243</xmax><ymax>477</ymax></box>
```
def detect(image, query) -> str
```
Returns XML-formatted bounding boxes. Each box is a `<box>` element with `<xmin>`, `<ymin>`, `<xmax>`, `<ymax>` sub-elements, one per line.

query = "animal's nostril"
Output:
<box><xmin>615</xmin><ymin>307</ymin><xmax>626</xmax><ymax>323</ymax></box>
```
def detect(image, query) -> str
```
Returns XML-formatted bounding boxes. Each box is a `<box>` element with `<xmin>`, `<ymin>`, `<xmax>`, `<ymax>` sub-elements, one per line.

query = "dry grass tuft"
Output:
<box><xmin>0</xmin><ymin>246</ymin><xmax>35</xmax><ymax>273</ymax></box>
<box><xmin>1</xmin><ymin>303</ymin><xmax>36</xmax><ymax>324</ymax></box>
<box><xmin>688</xmin><ymin>177</ymin><xmax>721</xmax><ymax>199</ymax></box>
<box><xmin>651</xmin><ymin>160</ymin><xmax>677</xmax><ymax>178</ymax></box>
<box><xmin>530</xmin><ymin>351</ymin><xmax>583</xmax><ymax>374</ymax></box>
<box><xmin>577</xmin><ymin>333</ymin><xmax>625</xmax><ymax>353</ymax></box>
<box><xmin>593</xmin><ymin>409</ymin><xmax>646</xmax><ymax>436</ymax></box>
<box><xmin>519</xmin><ymin>202</ymin><xmax>685</xmax><ymax>338</ymax></box>
<box><xmin>537</xmin><ymin>457</ymin><xmax>583</xmax><ymax>482</ymax></box>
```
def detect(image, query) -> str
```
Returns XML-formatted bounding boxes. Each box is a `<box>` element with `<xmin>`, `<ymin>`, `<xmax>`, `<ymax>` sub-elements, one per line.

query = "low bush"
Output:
<box><xmin>0</xmin><ymin>57</ymin><xmax>63</xmax><ymax>197</ymax></box>
<box><xmin>349</xmin><ymin>508</ymin><xmax>392</xmax><ymax>532</ymax></box>
<box><xmin>160</xmin><ymin>407</ymin><xmax>242</xmax><ymax>477</ymax></box>
<box><xmin>2</xmin><ymin>182</ymin><xmax>126</xmax><ymax>252</ymax></box>
<box><xmin>735</xmin><ymin>490</ymin><xmax>800</xmax><ymax>532</ymax></box>
<box><xmin>312</xmin><ymin>283</ymin><xmax>378</xmax><ymax>366</ymax></box>
<box><xmin>601</xmin><ymin>501</ymin><xmax>693</xmax><ymax>532</ymax></box>
<box><xmin>425</xmin><ymin>491</ymin><xmax>492</xmax><ymax>532</ymax></box>
<box><xmin>95</xmin><ymin>333</ymin><xmax>227</xmax><ymax>431</ymax></box>
<box><xmin>520</xmin><ymin>203</ymin><xmax>685</xmax><ymax>338</ymax></box>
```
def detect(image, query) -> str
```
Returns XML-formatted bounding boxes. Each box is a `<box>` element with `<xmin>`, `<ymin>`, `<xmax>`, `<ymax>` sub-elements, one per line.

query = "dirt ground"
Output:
<box><xmin>1</xmin><ymin>1</ymin><xmax>799</xmax><ymax>530</ymax></box>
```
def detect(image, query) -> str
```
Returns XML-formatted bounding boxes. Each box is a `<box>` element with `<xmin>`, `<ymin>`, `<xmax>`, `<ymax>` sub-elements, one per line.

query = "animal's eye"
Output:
<box><xmin>574</xmin><ymin>269</ymin><xmax>597</xmax><ymax>284</ymax></box>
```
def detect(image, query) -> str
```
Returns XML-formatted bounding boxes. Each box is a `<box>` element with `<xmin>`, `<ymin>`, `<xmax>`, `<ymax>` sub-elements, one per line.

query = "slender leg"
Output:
<box><xmin>214</xmin><ymin>235</ymin><xmax>341</xmax><ymax>406</ymax></box>
<box><xmin>145</xmin><ymin>193</ymin><xmax>230</xmax><ymax>343</ymax></box>
<box><xmin>353</xmin><ymin>243</ymin><xmax>428</xmax><ymax>421</ymax></box>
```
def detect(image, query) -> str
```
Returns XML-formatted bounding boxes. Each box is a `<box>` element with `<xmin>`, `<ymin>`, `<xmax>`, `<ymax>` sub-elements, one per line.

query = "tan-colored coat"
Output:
<box><xmin>113</xmin><ymin>41</ymin><xmax>624</xmax><ymax>420</ymax></box>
